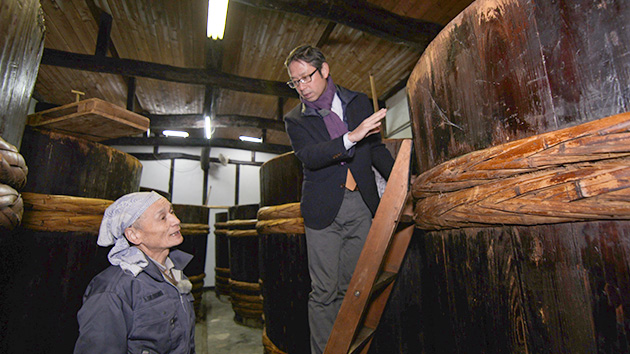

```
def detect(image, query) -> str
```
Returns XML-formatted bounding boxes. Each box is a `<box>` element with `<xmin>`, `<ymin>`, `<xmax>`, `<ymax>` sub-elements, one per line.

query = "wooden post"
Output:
<box><xmin>369</xmin><ymin>73</ymin><xmax>386</xmax><ymax>138</ymax></box>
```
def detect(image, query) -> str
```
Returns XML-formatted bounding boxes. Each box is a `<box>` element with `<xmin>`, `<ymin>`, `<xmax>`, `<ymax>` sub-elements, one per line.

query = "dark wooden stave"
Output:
<box><xmin>259</xmin><ymin>151</ymin><xmax>311</xmax><ymax>354</ymax></box>
<box><xmin>172</xmin><ymin>204</ymin><xmax>210</xmax><ymax>277</ymax></box>
<box><xmin>214</xmin><ymin>211</ymin><xmax>230</xmax><ymax>297</ymax></box>
<box><xmin>227</xmin><ymin>204</ymin><xmax>262</xmax><ymax>326</ymax></box>
<box><xmin>260</xmin><ymin>227</ymin><xmax>311</xmax><ymax>354</ymax></box>
<box><xmin>260</xmin><ymin>152</ymin><xmax>303</xmax><ymax>208</ymax></box>
<box><xmin>228</xmin><ymin>203</ymin><xmax>260</xmax><ymax>221</ymax></box>
<box><xmin>0</xmin><ymin>230</ymin><xmax>110</xmax><ymax>353</ymax></box>
<box><xmin>20</xmin><ymin>128</ymin><xmax>142</xmax><ymax>200</ymax></box>
<box><xmin>172</xmin><ymin>204</ymin><xmax>210</xmax><ymax>319</ymax></box>
<box><xmin>0</xmin><ymin>0</ymin><xmax>44</xmax><ymax>147</ymax></box>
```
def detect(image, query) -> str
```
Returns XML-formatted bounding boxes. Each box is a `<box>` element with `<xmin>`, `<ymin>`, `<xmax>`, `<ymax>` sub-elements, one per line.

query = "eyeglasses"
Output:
<box><xmin>287</xmin><ymin>69</ymin><xmax>319</xmax><ymax>89</ymax></box>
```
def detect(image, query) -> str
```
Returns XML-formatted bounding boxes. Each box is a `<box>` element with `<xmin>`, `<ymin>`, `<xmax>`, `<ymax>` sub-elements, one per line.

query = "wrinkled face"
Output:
<box><xmin>131</xmin><ymin>198</ymin><xmax>182</xmax><ymax>260</ymax></box>
<box><xmin>287</xmin><ymin>59</ymin><xmax>329</xmax><ymax>102</ymax></box>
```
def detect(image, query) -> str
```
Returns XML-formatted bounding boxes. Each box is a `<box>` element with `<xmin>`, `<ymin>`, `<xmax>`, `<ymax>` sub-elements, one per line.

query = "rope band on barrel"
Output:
<box><xmin>257</xmin><ymin>218</ymin><xmax>304</xmax><ymax>235</ymax></box>
<box><xmin>179</xmin><ymin>223</ymin><xmax>210</xmax><ymax>236</ymax></box>
<box><xmin>256</xmin><ymin>202</ymin><xmax>304</xmax><ymax>234</ymax></box>
<box><xmin>224</xmin><ymin>219</ymin><xmax>258</xmax><ymax>228</ymax></box>
<box><xmin>413</xmin><ymin>111</ymin><xmax>630</xmax><ymax>230</ymax></box>
<box><xmin>21</xmin><ymin>192</ymin><xmax>209</xmax><ymax>235</ymax></box>
<box><xmin>257</xmin><ymin>203</ymin><xmax>301</xmax><ymax>220</ymax></box>
<box><xmin>227</xmin><ymin>229</ymin><xmax>258</xmax><ymax>237</ymax></box>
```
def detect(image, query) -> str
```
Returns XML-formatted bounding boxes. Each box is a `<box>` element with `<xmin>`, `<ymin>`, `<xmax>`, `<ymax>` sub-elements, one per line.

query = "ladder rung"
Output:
<box><xmin>348</xmin><ymin>325</ymin><xmax>376</xmax><ymax>354</ymax></box>
<box><xmin>372</xmin><ymin>271</ymin><xmax>396</xmax><ymax>295</ymax></box>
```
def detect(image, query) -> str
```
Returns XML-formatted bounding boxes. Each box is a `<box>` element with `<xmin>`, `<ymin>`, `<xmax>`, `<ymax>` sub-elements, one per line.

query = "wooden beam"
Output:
<box><xmin>103</xmin><ymin>136</ymin><xmax>291</xmax><ymax>154</ymax></box>
<box><xmin>94</xmin><ymin>12</ymin><xmax>113</xmax><ymax>57</ymax></box>
<box><xmin>204</xmin><ymin>38</ymin><xmax>223</xmax><ymax>122</ymax></box>
<box><xmin>277</xmin><ymin>97</ymin><xmax>285</xmax><ymax>120</ymax></box>
<box><xmin>41</xmin><ymin>48</ymin><xmax>299</xmax><ymax>98</ymax></box>
<box><xmin>148</xmin><ymin>113</ymin><xmax>286</xmax><ymax>131</ymax></box>
<box><xmin>85</xmin><ymin>0</ymin><xmax>145</xmax><ymax>113</ymax></box>
<box><xmin>231</xmin><ymin>0</ymin><xmax>443</xmax><ymax>49</ymax></box>
<box><xmin>128</xmin><ymin>152</ymin><xmax>263</xmax><ymax>166</ymax></box>
<box><xmin>316</xmin><ymin>22</ymin><xmax>337</xmax><ymax>48</ymax></box>
<box><xmin>126</xmin><ymin>77</ymin><xmax>136</xmax><ymax>111</ymax></box>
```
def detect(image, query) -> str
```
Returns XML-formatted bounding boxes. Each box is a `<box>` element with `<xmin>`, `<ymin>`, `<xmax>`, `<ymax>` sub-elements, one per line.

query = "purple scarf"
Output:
<box><xmin>302</xmin><ymin>76</ymin><xmax>347</xmax><ymax>139</ymax></box>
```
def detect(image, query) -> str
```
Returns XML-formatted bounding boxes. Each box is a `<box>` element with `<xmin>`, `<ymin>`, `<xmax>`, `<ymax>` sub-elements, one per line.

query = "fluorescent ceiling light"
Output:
<box><xmin>163</xmin><ymin>130</ymin><xmax>189</xmax><ymax>138</ymax></box>
<box><xmin>207</xmin><ymin>0</ymin><xmax>229</xmax><ymax>40</ymax></box>
<box><xmin>205</xmin><ymin>116</ymin><xmax>212</xmax><ymax>139</ymax></box>
<box><xmin>239</xmin><ymin>135</ymin><xmax>262</xmax><ymax>143</ymax></box>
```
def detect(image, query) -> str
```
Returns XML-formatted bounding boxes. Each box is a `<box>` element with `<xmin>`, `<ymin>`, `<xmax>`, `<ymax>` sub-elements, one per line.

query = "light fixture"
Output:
<box><xmin>163</xmin><ymin>130</ymin><xmax>189</xmax><ymax>138</ymax></box>
<box><xmin>204</xmin><ymin>116</ymin><xmax>212</xmax><ymax>139</ymax></box>
<box><xmin>207</xmin><ymin>0</ymin><xmax>229</xmax><ymax>40</ymax></box>
<box><xmin>239</xmin><ymin>135</ymin><xmax>262</xmax><ymax>143</ymax></box>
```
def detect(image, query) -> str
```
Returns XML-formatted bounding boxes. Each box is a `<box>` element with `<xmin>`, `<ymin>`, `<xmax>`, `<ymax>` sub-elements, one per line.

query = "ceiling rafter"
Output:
<box><xmin>148</xmin><ymin>113</ymin><xmax>286</xmax><ymax>131</ymax></box>
<box><xmin>231</xmin><ymin>0</ymin><xmax>443</xmax><ymax>49</ymax></box>
<box><xmin>40</xmin><ymin>48</ymin><xmax>298</xmax><ymax>98</ymax></box>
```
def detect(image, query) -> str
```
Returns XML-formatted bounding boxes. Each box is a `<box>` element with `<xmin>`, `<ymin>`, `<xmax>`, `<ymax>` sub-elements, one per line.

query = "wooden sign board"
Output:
<box><xmin>27</xmin><ymin>98</ymin><xmax>149</xmax><ymax>141</ymax></box>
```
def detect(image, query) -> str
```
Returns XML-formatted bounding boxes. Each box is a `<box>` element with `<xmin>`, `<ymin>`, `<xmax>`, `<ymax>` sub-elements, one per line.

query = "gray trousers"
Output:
<box><xmin>304</xmin><ymin>189</ymin><xmax>373</xmax><ymax>354</ymax></box>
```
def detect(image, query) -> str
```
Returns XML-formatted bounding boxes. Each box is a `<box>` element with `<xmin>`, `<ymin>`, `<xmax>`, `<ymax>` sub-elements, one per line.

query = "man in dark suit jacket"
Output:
<box><xmin>284</xmin><ymin>45</ymin><xmax>395</xmax><ymax>354</ymax></box>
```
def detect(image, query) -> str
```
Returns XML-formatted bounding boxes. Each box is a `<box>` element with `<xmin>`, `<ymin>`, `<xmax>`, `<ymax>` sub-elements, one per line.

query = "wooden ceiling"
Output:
<box><xmin>34</xmin><ymin>0</ymin><xmax>474</xmax><ymax>152</ymax></box>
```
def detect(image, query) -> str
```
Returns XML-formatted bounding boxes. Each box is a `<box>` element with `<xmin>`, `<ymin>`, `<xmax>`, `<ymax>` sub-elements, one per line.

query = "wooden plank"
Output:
<box><xmin>27</xmin><ymin>98</ymin><xmax>149</xmax><ymax>141</ymax></box>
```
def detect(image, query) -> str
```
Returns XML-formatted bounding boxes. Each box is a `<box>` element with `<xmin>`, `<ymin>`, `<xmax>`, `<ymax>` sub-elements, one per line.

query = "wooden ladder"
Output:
<box><xmin>324</xmin><ymin>139</ymin><xmax>415</xmax><ymax>354</ymax></box>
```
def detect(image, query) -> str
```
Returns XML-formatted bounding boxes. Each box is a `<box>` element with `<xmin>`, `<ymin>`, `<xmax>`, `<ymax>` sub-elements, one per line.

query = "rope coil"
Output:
<box><xmin>413</xmin><ymin>111</ymin><xmax>630</xmax><ymax>230</ymax></box>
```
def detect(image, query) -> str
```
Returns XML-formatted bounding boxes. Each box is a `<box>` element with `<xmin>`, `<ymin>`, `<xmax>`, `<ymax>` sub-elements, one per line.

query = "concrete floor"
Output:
<box><xmin>195</xmin><ymin>290</ymin><xmax>264</xmax><ymax>354</ymax></box>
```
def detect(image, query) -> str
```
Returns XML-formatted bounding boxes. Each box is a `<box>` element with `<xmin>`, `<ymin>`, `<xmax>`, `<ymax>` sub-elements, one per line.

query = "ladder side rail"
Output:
<box><xmin>324</xmin><ymin>139</ymin><xmax>412</xmax><ymax>354</ymax></box>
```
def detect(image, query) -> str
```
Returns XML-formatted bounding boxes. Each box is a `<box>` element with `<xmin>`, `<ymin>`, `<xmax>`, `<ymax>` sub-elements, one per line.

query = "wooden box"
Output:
<box><xmin>27</xmin><ymin>98</ymin><xmax>149</xmax><ymax>141</ymax></box>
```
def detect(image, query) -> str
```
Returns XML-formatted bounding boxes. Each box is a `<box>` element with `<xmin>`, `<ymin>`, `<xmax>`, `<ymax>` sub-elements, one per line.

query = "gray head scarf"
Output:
<box><xmin>98</xmin><ymin>191</ymin><xmax>163</xmax><ymax>276</ymax></box>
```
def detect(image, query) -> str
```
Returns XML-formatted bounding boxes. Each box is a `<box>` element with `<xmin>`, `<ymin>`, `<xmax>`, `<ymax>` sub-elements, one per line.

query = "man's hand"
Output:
<box><xmin>348</xmin><ymin>108</ymin><xmax>387</xmax><ymax>143</ymax></box>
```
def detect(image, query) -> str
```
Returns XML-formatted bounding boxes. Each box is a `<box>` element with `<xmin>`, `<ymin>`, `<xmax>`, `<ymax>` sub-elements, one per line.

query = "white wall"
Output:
<box><xmin>114</xmin><ymin>144</ymin><xmax>278</xmax><ymax>288</ymax></box>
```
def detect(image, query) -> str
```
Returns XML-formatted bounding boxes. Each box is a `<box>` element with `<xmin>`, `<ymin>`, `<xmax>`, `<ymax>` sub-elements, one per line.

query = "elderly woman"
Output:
<box><xmin>74</xmin><ymin>191</ymin><xmax>195</xmax><ymax>354</ymax></box>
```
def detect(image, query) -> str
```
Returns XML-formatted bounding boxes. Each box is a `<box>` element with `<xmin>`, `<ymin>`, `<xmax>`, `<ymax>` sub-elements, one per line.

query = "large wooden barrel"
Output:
<box><xmin>258</xmin><ymin>152</ymin><xmax>310</xmax><ymax>354</ymax></box>
<box><xmin>228</xmin><ymin>203</ymin><xmax>263</xmax><ymax>327</ymax></box>
<box><xmin>389</xmin><ymin>0</ymin><xmax>630</xmax><ymax>353</ymax></box>
<box><xmin>214</xmin><ymin>211</ymin><xmax>230</xmax><ymax>298</ymax></box>
<box><xmin>173</xmin><ymin>203</ymin><xmax>210</xmax><ymax>318</ymax></box>
<box><xmin>0</xmin><ymin>0</ymin><xmax>44</xmax><ymax>147</ymax></box>
<box><xmin>1</xmin><ymin>129</ymin><xmax>142</xmax><ymax>353</ymax></box>
<box><xmin>21</xmin><ymin>128</ymin><xmax>141</xmax><ymax>199</ymax></box>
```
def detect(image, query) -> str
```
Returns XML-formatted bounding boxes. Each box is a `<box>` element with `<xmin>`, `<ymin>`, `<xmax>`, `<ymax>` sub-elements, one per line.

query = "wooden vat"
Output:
<box><xmin>397</xmin><ymin>0</ymin><xmax>630</xmax><ymax>352</ymax></box>
<box><xmin>258</xmin><ymin>152</ymin><xmax>310</xmax><ymax>354</ymax></box>
<box><xmin>228</xmin><ymin>203</ymin><xmax>263</xmax><ymax>327</ymax></box>
<box><xmin>1</xmin><ymin>131</ymin><xmax>141</xmax><ymax>353</ymax></box>
<box><xmin>20</xmin><ymin>128</ymin><xmax>142</xmax><ymax>200</ymax></box>
<box><xmin>173</xmin><ymin>204</ymin><xmax>210</xmax><ymax>318</ymax></box>
<box><xmin>214</xmin><ymin>211</ymin><xmax>230</xmax><ymax>298</ymax></box>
